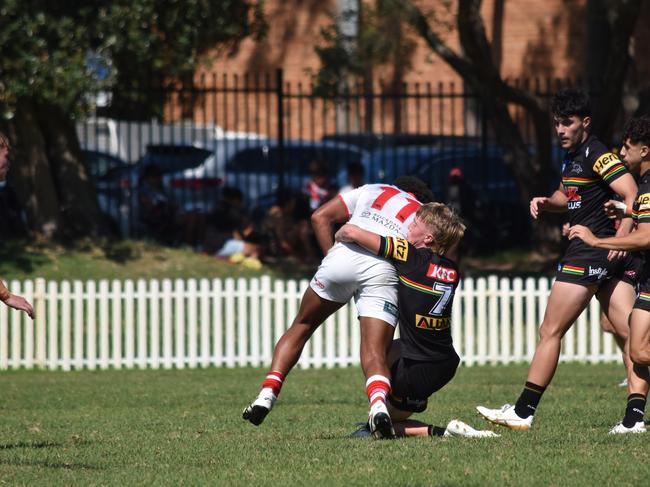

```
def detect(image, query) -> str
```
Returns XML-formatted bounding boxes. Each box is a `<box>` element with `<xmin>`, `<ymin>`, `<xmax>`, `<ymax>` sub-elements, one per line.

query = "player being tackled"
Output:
<box><xmin>337</xmin><ymin>203</ymin><xmax>497</xmax><ymax>439</ymax></box>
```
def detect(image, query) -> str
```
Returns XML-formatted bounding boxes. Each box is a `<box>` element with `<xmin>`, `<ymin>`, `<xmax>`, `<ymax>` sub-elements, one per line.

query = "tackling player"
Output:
<box><xmin>337</xmin><ymin>203</ymin><xmax>497</xmax><ymax>439</ymax></box>
<box><xmin>477</xmin><ymin>89</ymin><xmax>648</xmax><ymax>433</ymax></box>
<box><xmin>243</xmin><ymin>176</ymin><xmax>434</xmax><ymax>439</ymax></box>
<box><xmin>569</xmin><ymin>116</ymin><xmax>650</xmax><ymax>432</ymax></box>
<box><xmin>0</xmin><ymin>132</ymin><xmax>34</xmax><ymax>319</ymax></box>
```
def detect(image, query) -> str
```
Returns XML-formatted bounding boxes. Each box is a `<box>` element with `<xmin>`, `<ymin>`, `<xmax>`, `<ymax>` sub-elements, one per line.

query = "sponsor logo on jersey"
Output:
<box><xmin>312</xmin><ymin>277</ymin><xmax>325</xmax><ymax>289</ymax></box>
<box><xmin>585</xmin><ymin>147</ymin><xmax>590</xmax><ymax>158</ymax></box>
<box><xmin>383</xmin><ymin>301</ymin><xmax>398</xmax><ymax>317</ymax></box>
<box><xmin>588</xmin><ymin>266</ymin><xmax>608</xmax><ymax>278</ymax></box>
<box><xmin>415</xmin><ymin>313</ymin><xmax>451</xmax><ymax>331</ymax></box>
<box><xmin>426</xmin><ymin>264</ymin><xmax>458</xmax><ymax>283</ymax></box>
<box><xmin>592</xmin><ymin>152</ymin><xmax>621</xmax><ymax>176</ymax></box>
<box><xmin>637</xmin><ymin>193</ymin><xmax>650</xmax><ymax>211</ymax></box>
<box><xmin>565</xmin><ymin>186</ymin><xmax>582</xmax><ymax>209</ymax></box>
<box><xmin>392</xmin><ymin>238</ymin><xmax>409</xmax><ymax>262</ymax></box>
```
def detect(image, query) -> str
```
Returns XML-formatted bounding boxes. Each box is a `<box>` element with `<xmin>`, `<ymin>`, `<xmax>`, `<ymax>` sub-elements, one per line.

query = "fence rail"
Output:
<box><xmin>0</xmin><ymin>276</ymin><xmax>620</xmax><ymax>372</ymax></box>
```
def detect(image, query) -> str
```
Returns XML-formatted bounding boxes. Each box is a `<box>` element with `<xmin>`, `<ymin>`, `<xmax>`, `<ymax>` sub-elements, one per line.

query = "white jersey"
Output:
<box><xmin>340</xmin><ymin>183</ymin><xmax>421</xmax><ymax>238</ymax></box>
<box><xmin>310</xmin><ymin>184</ymin><xmax>423</xmax><ymax>326</ymax></box>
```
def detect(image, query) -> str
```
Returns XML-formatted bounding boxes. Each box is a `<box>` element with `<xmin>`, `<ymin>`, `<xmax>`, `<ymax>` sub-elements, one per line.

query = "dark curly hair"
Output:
<box><xmin>622</xmin><ymin>116</ymin><xmax>650</xmax><ymax>147</ymax></box>
<box><xmin>551</xmin><ymin>88</ymin><xmax>591</xmax><ymax>118</ymax></box>
<box><xmin>393</xmin><ymin>175</ymin><xmax>435</xmax><ymax>203</ymax></box>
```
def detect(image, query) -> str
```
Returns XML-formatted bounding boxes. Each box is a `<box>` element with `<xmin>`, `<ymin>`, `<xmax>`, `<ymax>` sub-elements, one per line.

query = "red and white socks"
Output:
<box><xmin>254</xmin><ymin>370</ymin><xmax>285</xmax><ymax>410</ymax></box>
<box><xmin>366</xmin><ymin>375</ymin><xmax>391</xmax><ymax>414</ymax></box>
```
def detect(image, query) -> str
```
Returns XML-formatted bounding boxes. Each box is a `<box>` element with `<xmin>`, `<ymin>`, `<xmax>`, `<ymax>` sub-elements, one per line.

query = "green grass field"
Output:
<box><xmin>1</xmin><ymin>363</ymin><xmax>648</xmax><ymax>486</ymax></box>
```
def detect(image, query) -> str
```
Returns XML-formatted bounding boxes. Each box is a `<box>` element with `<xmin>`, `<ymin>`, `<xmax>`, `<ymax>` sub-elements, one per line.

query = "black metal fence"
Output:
<box><xmin>77</xmin><ymin>71</ymin><xmax>574</xmax><ymax>253</ymax></box>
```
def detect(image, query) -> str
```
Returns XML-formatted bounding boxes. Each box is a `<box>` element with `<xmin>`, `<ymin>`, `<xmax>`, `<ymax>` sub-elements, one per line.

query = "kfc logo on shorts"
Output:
<box><xmin>625</xmin><ymin>270</ymin><xmax>637</xmax><ymax>279</ymax></box>
<box><xmin>426</xmin><ymin>264</ymin><xmax>457</xmax><ymax>283</ymax></box>
<box><xmin>312</xmin><ymin>278</ymin><xmax>326</xmax><ymax>289</ymax></box>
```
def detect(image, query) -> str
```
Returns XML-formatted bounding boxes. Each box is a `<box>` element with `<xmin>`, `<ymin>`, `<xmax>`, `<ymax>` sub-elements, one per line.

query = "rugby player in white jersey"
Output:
<box><xmin>243</xmin><ymin>176</ymin><xmax>435</xmax><ymax>439</ymax></box>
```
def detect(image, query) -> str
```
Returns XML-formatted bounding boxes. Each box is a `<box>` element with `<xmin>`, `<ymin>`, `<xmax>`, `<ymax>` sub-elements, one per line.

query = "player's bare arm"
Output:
<box><xmin>569</xmin><ymin>222</ymin><xmax>650</xmax><ymax>252</ymax></box>
<box><xmin>608</xmin><ymin>174</ymin><xmax>637</xmax><ymax>234</ymax></box>
<box><xmin>311</xmin><ymin>196</ymin><xmax>349</xmax><ymax>254</ymax></box>
<box><xmin>606</xmin><ymin>172</ymin><xmax>638</xmax><ymax>259</ymax></box>
<box><xmin>334</xmin><ymin>224</ymin><xmax>381</xmax><ymax>254</ymax></box>
<box><xmin>530</xmin><ymin>186</ymin><xmax>568</xmax><ymax>219</ymax></box>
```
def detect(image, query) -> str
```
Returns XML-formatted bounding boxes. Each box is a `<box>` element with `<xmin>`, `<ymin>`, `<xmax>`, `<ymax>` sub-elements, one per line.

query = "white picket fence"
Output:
<box><xmin>0</xmin><ymin>276</ymin><xmax>622</xmax><ymax>371</ymax></box>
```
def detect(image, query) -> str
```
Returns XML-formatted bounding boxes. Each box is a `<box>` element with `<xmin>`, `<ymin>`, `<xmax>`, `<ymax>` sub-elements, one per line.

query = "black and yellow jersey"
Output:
<box><xmin>632</xmin><ymin>169</ymin><xmax>650</xmax><ymax>264</ymax></box>
<box><xmin>378</xmin><ymin>236</ymin><xmax>459</xmax><ymax>361</ymax></box>
<box><xmin>561</xmin><ymin>135</ymin><xmax>630</xmax><ymax>257</ymax></box>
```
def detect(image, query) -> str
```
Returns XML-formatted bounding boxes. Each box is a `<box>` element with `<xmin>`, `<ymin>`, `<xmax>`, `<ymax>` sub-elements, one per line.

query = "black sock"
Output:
<box><xmin>428</xmin><ymin>425</ymin><xmax>447</xmax><ymax>437</ymax></box>
<box><xmin>622</xmin><ymin>394</ymin><xmax>646</xmax><ymax>428</ymax></box>
<box><xmin>514</xmin><ymin>382</ymin><xmax>546</xmax><ymax>418</ymax></box>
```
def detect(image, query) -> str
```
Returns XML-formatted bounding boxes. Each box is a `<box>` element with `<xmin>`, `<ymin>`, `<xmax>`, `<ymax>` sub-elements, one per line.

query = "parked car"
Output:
<box><xmin>165</xmin><ymin>137</ymin><xmax>267</xmax><ymax>213</ymax></box>
<box><xmin>166</xmin><ymin>139</ymin><xmax>365</xmax><ymax>211</ymax></box>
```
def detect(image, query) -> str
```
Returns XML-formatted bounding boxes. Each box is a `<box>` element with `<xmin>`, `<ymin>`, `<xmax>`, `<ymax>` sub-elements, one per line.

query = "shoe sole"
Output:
<box><xmin>476</xmin><ymin>408</ymin><xmax>531</xmax><ymax>431</ymax></box>
<box><xmin>242</xmin><ymin>405</ymin><xmax>269</xmax><ymax>426</ymax></box>
<box><xmin>480</xmin><ymin>416</ymin><xmax>531</xmax><ymax>431</ymax></box>
<box><xmin>371</xmin><ymin>412</ymin><xmax>396</xmax><ymax>440</ymax></box>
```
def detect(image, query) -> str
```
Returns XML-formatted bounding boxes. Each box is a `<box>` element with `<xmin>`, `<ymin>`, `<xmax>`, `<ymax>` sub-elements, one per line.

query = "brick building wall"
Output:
<box><xmin>177</xmin><ymin>0</ymin><xmax>649</xmax><ymax>138</ymax></box>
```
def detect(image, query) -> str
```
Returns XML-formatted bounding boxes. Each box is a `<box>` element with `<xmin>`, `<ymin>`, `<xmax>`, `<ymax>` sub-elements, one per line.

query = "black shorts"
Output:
<box><xmin>555</xmin><ymin>250</ymin><xmax>643</xmax><ymax>288</ymax></box>
<box><xmin>634</xmin><ymin>270</ymin><xmax>650</xmax><ymax>311</ymax></box>
<box><xmin>387</xmin><ymin>353</ymin><xmax>460</xmax><ymax>413</ymax></box>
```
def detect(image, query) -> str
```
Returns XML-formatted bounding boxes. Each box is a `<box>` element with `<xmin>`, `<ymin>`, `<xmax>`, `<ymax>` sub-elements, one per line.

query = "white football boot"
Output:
<box><xmin>609</xmin><ymin>421</ymin><xmax>646</xmax><ymax>434</ymax></box>
<box><xmin>476</xmin><ymin>404</ymin><xmax>533</xmax><ymax>430</ymax></box>
<box><xmin>242</xmin><ymin>388</ymin><xmax>276</xmax><ymax>426</ymax></box>
<box><xmin>443</xmin><ymin>419</ymin><xmax>500</xmax><ymax>438</ymax></box>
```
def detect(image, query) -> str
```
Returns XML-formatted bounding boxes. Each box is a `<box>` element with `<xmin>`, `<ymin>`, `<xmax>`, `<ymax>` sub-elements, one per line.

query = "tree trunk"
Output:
<box><xmin>8</xmin><ymin>98</ymin><xmax>62</xmax><ymax>239</ymax></box>
<box><xmin>588</xmin><ymin>0</ymin><xmax>643</xmax><ymax>144</ymax></box>
<box><xmin>35</xmin><ymin>101</ymin><xmax>111</xmax><ymax>240</ymax></box>
<box><xmin>5</xmin><ymin>97</ymin><xmax>112</xmax><ymax>241</ymax></box>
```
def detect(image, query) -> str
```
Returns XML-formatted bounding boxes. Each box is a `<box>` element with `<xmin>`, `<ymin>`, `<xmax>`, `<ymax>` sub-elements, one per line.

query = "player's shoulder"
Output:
<box><xmin>637</xmin><ymin>170</ymin><xmax>650</xmax><ymax>195</ymax></box>
<box><xmin>584</xmin><ymin>136</ymin><xmax>618</xmax><ymax>163</ymax></box>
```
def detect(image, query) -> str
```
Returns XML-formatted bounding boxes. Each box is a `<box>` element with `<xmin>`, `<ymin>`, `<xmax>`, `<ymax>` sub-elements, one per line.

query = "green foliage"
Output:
<box><xmin>0</xmin><ymin>0</ymin><xmax>266</xmax><ymax>118</ymax></box>
<box><xmin>0</xmin><ymin>364</ymin><xmax>647</xmax><ymax>485</ymax></box>
<box><xmin>312</xmin><ymin>0</ymin><xmax>451</xmax><ymax>97</ymax></box>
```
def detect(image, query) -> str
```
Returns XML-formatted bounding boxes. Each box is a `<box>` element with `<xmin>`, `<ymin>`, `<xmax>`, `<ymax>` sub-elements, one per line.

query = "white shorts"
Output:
<box><xmin>310</xmin><ymin>242</ymin><xmax>399</xmax><ymax>326</ymax></box>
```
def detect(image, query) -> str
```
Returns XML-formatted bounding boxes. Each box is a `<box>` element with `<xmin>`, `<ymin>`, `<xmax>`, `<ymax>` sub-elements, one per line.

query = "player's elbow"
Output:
<box><xmin>311</xmin><ymin>209</ymin><xmax>327</xmax><ymax>228</ymax></box>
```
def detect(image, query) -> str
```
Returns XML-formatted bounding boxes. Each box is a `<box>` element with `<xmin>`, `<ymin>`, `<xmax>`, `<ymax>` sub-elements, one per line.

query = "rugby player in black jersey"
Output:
<box><xmin>337</xmin><ymin>202</ymin><xmax>498</xmax><ymax>438</ymax></box>
<box><xmin>569</xmin><ymin>116</ymin><xmax>650</xmax><ymax>433</ymax></box>
<box><xmin>477</xmin><ymin>89</ymin><xmax>648</xmax><ymax>433</ymax></box>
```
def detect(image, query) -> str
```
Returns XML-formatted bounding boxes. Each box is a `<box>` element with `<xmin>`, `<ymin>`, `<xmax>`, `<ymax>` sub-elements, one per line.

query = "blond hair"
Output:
<box><xmin>416</xmin><ymin>202</ymin><xmax>466</xmax><ymax>255</ymax></box>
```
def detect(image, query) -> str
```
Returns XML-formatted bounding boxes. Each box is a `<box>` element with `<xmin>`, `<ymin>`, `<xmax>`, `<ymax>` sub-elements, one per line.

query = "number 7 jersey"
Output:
<box><xmin>377</xmin><ymin>236</ymin><xmax>459</xmax><ymax>361</ymax></box>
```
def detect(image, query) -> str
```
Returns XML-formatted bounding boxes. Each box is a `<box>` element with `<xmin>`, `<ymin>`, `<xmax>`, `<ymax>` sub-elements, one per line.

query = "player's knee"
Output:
<box><xmin>629</xmin><ymin>344</ymin><xmax>650</xmax><ymax>366</ymax></box>
<box><xmin>538</xmin><ymin>321</ymin><xmax>564</xmax><ymax>341</ymax></box>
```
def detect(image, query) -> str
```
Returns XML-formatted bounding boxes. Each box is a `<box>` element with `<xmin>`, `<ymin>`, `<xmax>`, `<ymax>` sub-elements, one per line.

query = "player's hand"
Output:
<box><xmin>603</xmin><ymin>200</ymin><xmax>627</xmax><ymax>219</ymax></box>
<box><xmin>3</xmin><ymin>294</ymin><xmax>34</xmax><ymax>319</ymax></box>
<box><xmin>568</xmin><ymin>225</ymin><xmax>598</xmax><ymax>246</ymax></box>
<box><xmin>334</xmin><ymin>224</ymin><xmax>354</xmax><ymax>242</ymax></box>
<box><xmin>561</xmin><ymin>222</ymin><xmax>570</xmax><ymax>237</ymax></box>
<box><xmin>529</xmin><ymin>197</ymin><xmax>548</xmax><ymax>219</ymax></box>
<box><xmin>606</xmin><ymin>249</ymin><xmax>626</xmax><ymax>262</ymax></box>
